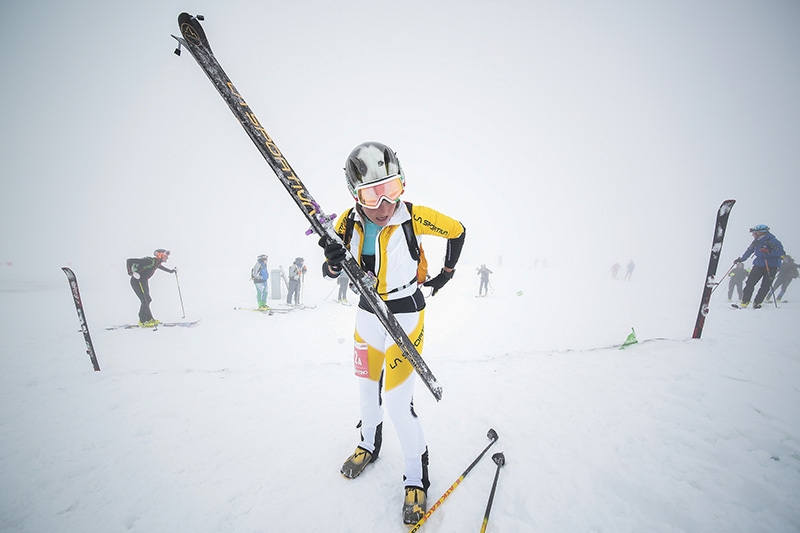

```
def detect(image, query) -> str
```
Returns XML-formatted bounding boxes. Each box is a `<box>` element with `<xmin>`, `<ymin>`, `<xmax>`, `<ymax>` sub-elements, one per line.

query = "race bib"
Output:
<box><xmin>354</xmin><ymin>342</ymin><xmax>369</xmax><ymax>377</ymax></box>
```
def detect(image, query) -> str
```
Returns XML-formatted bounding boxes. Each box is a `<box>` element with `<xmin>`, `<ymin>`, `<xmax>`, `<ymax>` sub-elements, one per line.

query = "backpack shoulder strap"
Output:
<box><xmin>343</xmin><ymin>208</ymin><xmax>356</xmax><ymax>247</ymax></box>
<box><xmin>402</xmin><ymin>202</ymin><xmax>420</xmax><ymax>261</ymax></box>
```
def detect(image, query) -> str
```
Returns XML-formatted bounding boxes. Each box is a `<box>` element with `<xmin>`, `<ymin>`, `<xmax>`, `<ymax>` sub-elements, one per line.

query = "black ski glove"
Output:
<box><xmin>423</xmin><ymin>268</ymin><xmax>454</xmax><ymax>297</ymax></box>
<box><xmin>319</xmin><ymin>236</ymin><xmax>346</xmax><ymax>271</ymax></box>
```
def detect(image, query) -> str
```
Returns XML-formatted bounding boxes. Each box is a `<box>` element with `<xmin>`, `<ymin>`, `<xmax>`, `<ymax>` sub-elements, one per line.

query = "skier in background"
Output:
<box><xmin>251</xmin><ymin>254</ymin><xmax>270</xmax><ymax>310</ymax></box>
<box><xmin>733</xmin><ymin>224</ymin><xmax>785</xmax><ymax>309</ymax></box>
<box><xmin>611</xmin><ymin>263</ymin><xmax>621</xmax><ymax>279</ymax></box>
<box><xmin>336</xmin><ymin>269</ymin><xmax>350</xmax><ymax>303</ymax></box>
<box><xmin>727</xmin><ymin>261</ymin><xmax>747</xmax><ymax>302</ymax></box>
<box><xmin>126</xmin><ymin>249</ymin><xmax>176</xmax><ymax>327</ymax></box>
<box><xmin>476</xmin><ymin>264</ymin><xmax>493</xmax><ymax>296</ymax></box>
<box><xmin>319</xmin><ymin>141</ymin><xmax>466</xmax><ymax>525</ymax></box>
<box><xmin>624</xmin><ymin>260</ymin><xmax>636</xmax><ymax>281</ymax></box>
<box><xmin>286</xmin><ymin>257</ymin><xmax>307</xmax><ymax>305</ymax></box>
<box><xmin>770</xmin><ymin>254</ymin><xmax>798</xmax><ymax>302</ymax></box>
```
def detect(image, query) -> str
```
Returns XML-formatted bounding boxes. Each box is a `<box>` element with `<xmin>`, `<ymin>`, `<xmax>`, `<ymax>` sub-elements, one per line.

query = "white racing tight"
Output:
<box><xmin>353</xmin><ymin>307</ymin><xmax>428</xmax><ymax>488</ymax></box>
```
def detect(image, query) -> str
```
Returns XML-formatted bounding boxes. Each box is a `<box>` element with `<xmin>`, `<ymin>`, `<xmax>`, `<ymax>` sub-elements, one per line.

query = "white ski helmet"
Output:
<box><xmin>344</xmin><ymin>142</ymin><xmax>404</xmax><ymax>198</ymax></box>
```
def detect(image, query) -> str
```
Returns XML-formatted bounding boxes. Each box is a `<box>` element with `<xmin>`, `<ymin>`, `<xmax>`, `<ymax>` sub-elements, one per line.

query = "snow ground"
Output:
<box><xmin>1</xmin><ymin>262</ymin><xmax>799</xmax><ymax>532</ymax></box>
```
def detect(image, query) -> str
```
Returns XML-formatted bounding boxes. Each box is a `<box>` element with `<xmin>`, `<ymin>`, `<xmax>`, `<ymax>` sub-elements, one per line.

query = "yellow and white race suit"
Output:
<box><xmin>329</xmin><ymin>201</ymin><xmax>465</xmax><ymax>490</ymax></box>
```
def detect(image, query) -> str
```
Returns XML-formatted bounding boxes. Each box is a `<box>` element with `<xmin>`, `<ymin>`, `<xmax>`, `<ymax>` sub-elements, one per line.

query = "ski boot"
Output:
<box><xmin>341</xmin><ymin>447</ymin><xmax>373</xmax><ymax>479</ymax></box>
<box><xmin>402</xmin><ymin>486</ymin><xmax>427</xmax><ymax>525</ymax></box>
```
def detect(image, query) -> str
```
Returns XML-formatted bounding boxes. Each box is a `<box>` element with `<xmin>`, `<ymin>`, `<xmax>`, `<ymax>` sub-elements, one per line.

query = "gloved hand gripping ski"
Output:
<box><xmin>320</xmin><ymin>236</ymin><xmax>346</xmax><ymax>272</ymax></box>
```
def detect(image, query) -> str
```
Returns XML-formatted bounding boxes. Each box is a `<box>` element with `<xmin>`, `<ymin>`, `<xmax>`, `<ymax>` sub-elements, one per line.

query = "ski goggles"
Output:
<box><xmin>354</xmin><ymin>175</ymin><xmax>404</xmax><ymax>208</ymax></box>
<box><xmin>154</xmin><ymin>249</ymin><xmax>170</xmax><ymax>261</ymax></box>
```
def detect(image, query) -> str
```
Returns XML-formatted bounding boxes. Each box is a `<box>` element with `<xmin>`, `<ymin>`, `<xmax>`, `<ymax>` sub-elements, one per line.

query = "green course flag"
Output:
<box><xmin>620</xmin><ymin>327</ymin><xmax>638</xmax><ymax>349</ymax></box>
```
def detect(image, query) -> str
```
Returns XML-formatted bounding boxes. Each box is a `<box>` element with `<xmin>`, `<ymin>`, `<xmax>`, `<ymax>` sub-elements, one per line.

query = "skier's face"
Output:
<box><xmin>361</xmin><ymin>198</ymin><xmax>399</xmax><ymax>227</ymax></box>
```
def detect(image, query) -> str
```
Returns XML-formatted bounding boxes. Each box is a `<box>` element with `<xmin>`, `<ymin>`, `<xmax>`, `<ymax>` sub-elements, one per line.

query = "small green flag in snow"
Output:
<box><xmin>620</xmin><ymin>327</ymin><xmax>638</xmax><ymax>349</ymax></box>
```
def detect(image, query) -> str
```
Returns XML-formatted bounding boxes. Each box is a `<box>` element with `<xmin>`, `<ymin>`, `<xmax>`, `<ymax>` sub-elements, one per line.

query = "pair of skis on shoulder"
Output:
<box><xmin>172</xmin><ymin>13</ymin><xmax>442</xmax><ymax>401</ymax></box>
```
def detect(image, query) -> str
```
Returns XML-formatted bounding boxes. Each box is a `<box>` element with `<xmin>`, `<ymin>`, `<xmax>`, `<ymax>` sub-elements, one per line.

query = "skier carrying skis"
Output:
<box><xmin>126</xmin><ymin>249</ymin><xmax>176</xmax><ymax>327</ymax></box>
<box><xmin>251</xmin><ymin>254</ymin><xmax>270</xmax><ymax>309</ymax></box>
<box><xmin>286</xmin><ymin>257</ymin><xmax>306</xmax><ymax>305</ymax></box>
<box><xmin>733</xmin><ymin>224</ymin><xmax>785</xmax><ymax>309</ymax></box>
<box><xmin>319</xmin><ymin>141</ymin><xmax>466</xmax><ymax>525</ymax></box>
<box><xmin>476</xmin><ymin>264</ymin><xmax>493</xmax><ymax>296</ymax></box>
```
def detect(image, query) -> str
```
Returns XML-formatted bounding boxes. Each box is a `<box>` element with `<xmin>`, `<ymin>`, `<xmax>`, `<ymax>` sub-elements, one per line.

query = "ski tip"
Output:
<box><xmin>178</xmin><ymin>12</ymin><xmax>205</xmax><ymax>21</ymax></box>
<box><xmin>177</xmin><ymin>12</ymin><xmax>210</xmax><ymax>50</ymax></box>
<box><xmin>719</xmin><ymin>199</ymin><xmax>736</xmax><ymax>215</ymax></box>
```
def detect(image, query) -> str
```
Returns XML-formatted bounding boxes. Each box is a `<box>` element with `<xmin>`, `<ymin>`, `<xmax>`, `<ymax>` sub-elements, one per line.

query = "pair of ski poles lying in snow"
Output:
<box><xmin>409</xmin><ymin>428</ymin><xmax>506</xmax><ymax>532</ymax></box>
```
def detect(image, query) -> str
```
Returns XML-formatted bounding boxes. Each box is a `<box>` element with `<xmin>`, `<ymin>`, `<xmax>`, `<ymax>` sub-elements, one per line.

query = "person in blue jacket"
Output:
<box><xmin>733</xmin><ymin>224</ymin><xmax>785</xmax><ymax>309</ymax></box>
<box><xmin>251</xmin><ymin>254</ymin><xmax>270</xmax><ymax>309</ymax></box>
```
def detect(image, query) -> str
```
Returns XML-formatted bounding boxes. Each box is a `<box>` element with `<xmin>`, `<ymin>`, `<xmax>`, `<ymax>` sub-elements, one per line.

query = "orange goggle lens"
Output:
<box><xmin>355</xmin><ymin>175</ymin><xmax>404</xmax><ymax>208</ymax></box>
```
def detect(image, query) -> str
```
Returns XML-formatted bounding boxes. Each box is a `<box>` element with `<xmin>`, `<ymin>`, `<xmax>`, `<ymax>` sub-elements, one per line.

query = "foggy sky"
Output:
<box><xmin>1</xmin><ymin>1</ymin><xmax>799</xmax><ymax>287</ymax></box>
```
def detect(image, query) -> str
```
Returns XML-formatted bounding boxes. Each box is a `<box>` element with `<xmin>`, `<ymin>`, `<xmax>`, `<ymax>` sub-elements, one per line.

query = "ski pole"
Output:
<box><xmin>409</xmin><ymin>429</ymin><xmax>499</xmax><ymax>532</ymax></box>
<box><xmin>479</xmin><ymin>452</ymin><xmax>506</xmax><ymax>533</ymax></box>
<box><xmin>324</xmin><ymin>284</ymin><xmax>336</xmax><ymax>301</ymax></box>
<box><xmin>709</xmin><ymin>263</ymin><xmax>735</xmax><ymax>296</ymax></box>
<box><xmin>764</xmin><ymin>262</ymin><xmax>779</xmax><ymax>308</ymax></box>
<box><xmin>175</xmin><ymin>270</ymin><xmax>186</xmax><ymax>318</ymax></box>
<box><xmin>299</xmin><ymin>272</ymin><xmax>306</xmax><ymax>305</ymax></box>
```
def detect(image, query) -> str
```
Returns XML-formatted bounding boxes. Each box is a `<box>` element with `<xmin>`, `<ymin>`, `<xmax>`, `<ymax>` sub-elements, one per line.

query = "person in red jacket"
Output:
<box><xmin>126</xmin><ymin>249</ymin><xmax>176</xmax><ymax>327</ymax></box>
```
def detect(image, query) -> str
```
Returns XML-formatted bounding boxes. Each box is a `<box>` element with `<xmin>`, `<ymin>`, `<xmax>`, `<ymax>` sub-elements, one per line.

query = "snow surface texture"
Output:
<box><xmin>1</xmin><ymin>262</ymin><xmax>798</xmax><ymax>532</ymax></box>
